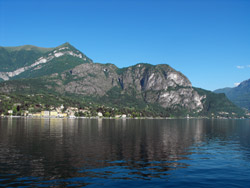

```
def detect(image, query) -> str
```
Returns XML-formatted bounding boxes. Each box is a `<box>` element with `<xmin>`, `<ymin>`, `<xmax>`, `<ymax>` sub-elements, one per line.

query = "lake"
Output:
<box><xmin>0</xmin><ymin>118</ymin><xmax>250</xmax><ymax>187</ymax></box>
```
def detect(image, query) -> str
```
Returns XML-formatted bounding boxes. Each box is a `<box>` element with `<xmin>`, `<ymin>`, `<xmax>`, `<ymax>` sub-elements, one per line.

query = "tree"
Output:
<box><xmin>104</xmin><ymin>111</ymin><xmax>110</xmax><ymax>117</ymax></box>
<box><xmin>12</xmin><ymin>106</ymin><xmax>17</xmax><ymax>115</ymax></box>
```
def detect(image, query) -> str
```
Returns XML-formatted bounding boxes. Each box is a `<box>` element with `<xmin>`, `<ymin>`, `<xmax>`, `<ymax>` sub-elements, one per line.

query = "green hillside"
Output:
<box><xmin>0</xmin><ymin>45</ymin><xmax>52</xmax><ymax>72</ymax></box>
<box><xmin>195</xmin><ymin>87</ymin><xmax>246</xmax><ymax>117</ymax></box>
<box><xmin>0</xmin><ymin>42</ymin><xmax>92</xmax><ymax>81</ymax></box>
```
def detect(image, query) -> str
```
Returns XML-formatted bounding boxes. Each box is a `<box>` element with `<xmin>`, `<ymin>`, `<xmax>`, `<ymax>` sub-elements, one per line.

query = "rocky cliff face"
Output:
<box><xmin>118</xmin><ymin>64</ymin><xmax>204</xmax><ymax>111</ymax></box>
<box><xmin>61</xmin><ymin>63</ymin><xmax>119</xmax><ymax>96</ymax></box>
<box><xmin>47</xmin><ymin>62</ymin><xmax>204</xmax><ymax>111</ymax></box>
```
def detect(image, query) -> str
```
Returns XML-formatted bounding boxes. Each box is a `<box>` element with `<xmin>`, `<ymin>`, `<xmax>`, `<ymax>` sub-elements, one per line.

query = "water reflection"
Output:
<box><xmin>0</xmin><ymin>118</ymin><xmax>250</xmax><ymax>187</ymax></box>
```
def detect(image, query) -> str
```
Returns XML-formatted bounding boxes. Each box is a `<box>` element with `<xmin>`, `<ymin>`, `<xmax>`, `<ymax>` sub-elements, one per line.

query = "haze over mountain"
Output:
<box><xmin>0</xmin><ymin>43</ymin><xmax>246</xmax><ymax>117</ymax></box>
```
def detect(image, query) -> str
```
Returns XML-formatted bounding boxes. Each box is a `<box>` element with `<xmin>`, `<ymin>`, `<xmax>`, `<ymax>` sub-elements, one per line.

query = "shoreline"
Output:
<box><xmin>0</xmin><ymin>116</ymin><xmax>248</xmax><ymax>120</ymax></box>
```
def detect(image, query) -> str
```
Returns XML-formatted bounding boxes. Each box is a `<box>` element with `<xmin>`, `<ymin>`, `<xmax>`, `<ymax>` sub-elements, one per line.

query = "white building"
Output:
<box><xmin>8</xmin><ymin>110</ymin><xmax>13</xmax><ymax>115</ymax></box>
<box><xmin>98</xmin><ymin>112</ymin><xmax>103</xmax><ymax>117</ymax></box>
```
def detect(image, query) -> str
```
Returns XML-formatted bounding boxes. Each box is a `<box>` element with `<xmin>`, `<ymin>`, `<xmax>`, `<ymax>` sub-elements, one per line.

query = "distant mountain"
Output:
<box><xmin>214</xmin><ymin>79</ymin><xmax>250</xmax><ymax>110</ymax></box>
<box><xmin>214</xmin><ymin>87</ymin><xmax>233</xmax><ymax>94</ymax></box>
<box><xmin>0</xmin><ymin>43</ymin><xmax>246</xmax><ymax>117</ymax></box>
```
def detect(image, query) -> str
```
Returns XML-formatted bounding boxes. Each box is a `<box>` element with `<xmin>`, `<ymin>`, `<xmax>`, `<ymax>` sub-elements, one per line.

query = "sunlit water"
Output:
<box><xmin>0</xmin><ymin>118</ymin><xmax>250</xmax><ymax>187</ymax></box>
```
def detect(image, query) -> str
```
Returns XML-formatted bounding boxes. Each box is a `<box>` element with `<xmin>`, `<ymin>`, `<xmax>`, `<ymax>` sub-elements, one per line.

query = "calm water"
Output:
<box><xmin>0</xmin><ymin>118</ymin><xmax>250</xmax><ymax>187</ymax></box>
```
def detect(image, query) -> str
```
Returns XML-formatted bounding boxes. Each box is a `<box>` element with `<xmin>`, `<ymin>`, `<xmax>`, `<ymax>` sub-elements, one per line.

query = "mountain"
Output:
<box><xmin>214</xmin><ymin>87</ymin><xmax>233</xmax><ymax>94</ymax></box>
<box><xmin>0</xmin><ymin>45</ymin><xmax>52</xmax><ymax>72</ymax></box>
<box><xmin>0</xmin><ymin>43</ymin><xmax>246</xmax><ymax>118</ymax></box>
<box><xmin>0</xmin><ymin>42</ymin><xmax>92</xmax><ymax>81</ymax></box>
<box><xmin>214</xmin><ymin>79</ymin><xmax>250</xmax><ymax>110</ymax></box>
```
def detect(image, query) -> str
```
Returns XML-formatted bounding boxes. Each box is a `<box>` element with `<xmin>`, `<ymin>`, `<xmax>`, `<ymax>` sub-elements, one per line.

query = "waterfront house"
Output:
<box><xmin>41</xmin><ymin>111</ymin><xmax>50</xmax><ymax>117</ymax></box>
<box><xmin>69</xmin><ymin>114</ymin><xmax>76</xmax><ymax>118</ymax></box>
<box><xmin>58</xmin><ymin>113</ymin><xmax>67</xmax><ymax>118</ymax></box>
<box><xmin>8</xmin><ymin>110</ymin><xmax>13</xmax><ymax>115</ymax></box>
<box><xmin>50</xmin><ymin>111</ymin><xmax>58</xmax><ymax>117</ymax></box>
<box><xmin>33</xmin><ymin>113</ymin><xmax>41</xmax><ymax>117</ymax></box>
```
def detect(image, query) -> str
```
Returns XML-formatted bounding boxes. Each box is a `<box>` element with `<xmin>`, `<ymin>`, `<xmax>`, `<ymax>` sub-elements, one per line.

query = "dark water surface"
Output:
<box><xmin>0</xmin><ymin>118</ymin><xmax>250</xmax><ymax>187</ymax></box>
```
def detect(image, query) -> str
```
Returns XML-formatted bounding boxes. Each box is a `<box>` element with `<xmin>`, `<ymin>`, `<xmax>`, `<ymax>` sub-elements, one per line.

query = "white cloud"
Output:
<box><xmin>236</xmin><ymin>65</ymin><xmax>250</xmax><ymax>69</ymax></box>
<box><xmin>234</xmin><ymin>83</ymin><xmax>240</xmax><ymax>87</ymax></box>
<box><xmin>237</xmin><ymin>65</ymin><xmax>245</xmax><ymax>69</ymax></box>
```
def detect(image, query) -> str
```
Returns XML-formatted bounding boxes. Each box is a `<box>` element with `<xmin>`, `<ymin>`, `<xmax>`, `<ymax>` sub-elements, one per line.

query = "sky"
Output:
<box><xmin>0</xmin><ymin>0</ymin><xmax>249</xmax><ymax>91</ymax></box>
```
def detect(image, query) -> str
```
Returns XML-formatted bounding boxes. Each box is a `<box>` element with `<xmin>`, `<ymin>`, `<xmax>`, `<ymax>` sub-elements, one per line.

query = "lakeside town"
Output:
<box><xmin>1</xmin><ymin>95</ymin><xmax>249</xmax><ymax>119</ymax></box>
<box><xmin>1</xmin><ymin>104</ymin><xmax>249</xmax><ymax>119</ymax></box>
<box><xmin>1</xmin><ymin>104</ymin><xmax>130</xmax><ymax>119</ymax></box>
<box><xmin>1</xmin><ymin>92</ymin><xmax>249</xmax><ymax>119</ymax></box>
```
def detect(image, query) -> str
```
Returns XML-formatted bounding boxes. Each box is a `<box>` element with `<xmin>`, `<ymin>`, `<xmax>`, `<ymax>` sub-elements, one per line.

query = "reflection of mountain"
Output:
<box><xmin>0</xmin><ymin>119</ymin><xmax>202</xmax><ymax>179</ymax></box>
<box><xmin>0</xmin><ymin>119</ymin><xmax>250</xmax><ymax>186</ymax></box>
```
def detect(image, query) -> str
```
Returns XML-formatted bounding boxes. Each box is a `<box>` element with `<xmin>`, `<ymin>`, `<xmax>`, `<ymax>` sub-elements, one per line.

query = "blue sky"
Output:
<box><xmin>0</xmin><ymin>0</ymin><xmax>249</xmax><ymax>91</ymax></box>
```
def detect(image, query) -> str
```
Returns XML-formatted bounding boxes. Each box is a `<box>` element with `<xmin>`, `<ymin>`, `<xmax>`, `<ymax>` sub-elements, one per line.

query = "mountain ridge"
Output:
<box><xmin>0</xmin><ymin>42</ymin><xmax>92</xmax><ymax>81</ymax></box>
<box><xmin>0</xmin><ymin>43</ymin><xmax>247</xmax><ymax>117</ymax></box>
<box><xmin>2</xmin><ymin>45</ymin><xmax>53</xmax><ymax>53</ymax></box>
